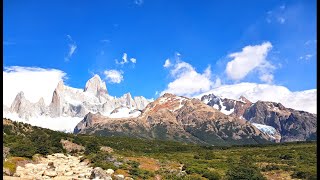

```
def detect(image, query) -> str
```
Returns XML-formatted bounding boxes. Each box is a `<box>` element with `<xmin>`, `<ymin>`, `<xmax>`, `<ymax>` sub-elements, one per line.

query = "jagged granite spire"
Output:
<box><xmin>84</xmin><ymin>74</ymin><xmax>108</xmax><ymax>96</ymax></box>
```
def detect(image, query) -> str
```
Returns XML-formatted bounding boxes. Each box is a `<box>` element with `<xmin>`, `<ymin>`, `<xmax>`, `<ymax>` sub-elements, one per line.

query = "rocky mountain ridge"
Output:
<box><xmin>74</xmin><ymin>93</ymin><xmax>272</xmax><ymax>146</ymax></box>
<box><xmin>199</xmin><ymin>93</ymin><xmax>317</xmax><ymax>142</ymax></box>
<box><xmin>5</xmin><ymin>75</ymin><xmax>151</xmax><ymax>127</ymax></box>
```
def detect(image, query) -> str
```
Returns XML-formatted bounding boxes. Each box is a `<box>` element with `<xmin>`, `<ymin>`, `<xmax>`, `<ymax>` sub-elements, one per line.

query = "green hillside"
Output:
<box><xmin>3</xmin><ymin>119</ymin><xmax>317</xmax><ymax>179</ymax></box>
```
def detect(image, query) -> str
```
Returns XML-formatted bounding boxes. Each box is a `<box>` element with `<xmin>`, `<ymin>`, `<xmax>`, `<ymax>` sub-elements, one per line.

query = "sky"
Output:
<box><xmin>3</xmin><ymin>0</ymin><xmax>317</xmax><ymax>109</ymax></box>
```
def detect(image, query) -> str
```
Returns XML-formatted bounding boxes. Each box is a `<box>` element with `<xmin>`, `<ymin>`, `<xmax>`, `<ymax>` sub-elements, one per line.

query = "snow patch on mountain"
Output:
<box><xmin>252</xmin><ymin>123</ymin><xmax>277</xmax><ymax>139</ymax></box>
<box><xmin>109</xmin><ymin>107</ymin><xmax>141</xmax><ymax>118</ymax></box>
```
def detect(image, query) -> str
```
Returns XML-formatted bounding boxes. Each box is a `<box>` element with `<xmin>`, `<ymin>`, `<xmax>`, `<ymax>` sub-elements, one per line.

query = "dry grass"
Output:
<box><xmin>114</xmin><ymin>169</ymin><xmax>130</xmax><ymax>177</ymax></box>
<box><xmin>126</xmin><ymin>157</ymin><xmax>160</xmax><ymax>172</ymax></box>
<box><xmin>262</xmin><ymin>170</ymin><xmax>298</xmax><ymax>180</ymax></box>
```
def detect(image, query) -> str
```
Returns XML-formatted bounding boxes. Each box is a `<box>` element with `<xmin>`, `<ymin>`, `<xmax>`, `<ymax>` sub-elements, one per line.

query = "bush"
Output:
<box><xmin>226</xmin><ymin>165</ymin><xmax>266</xmax><ymax>180</ymax></box>
<box><xmin>279</xmin><ymin>154</ymin><xmax>293</xmax><ymax>160</ymax></box>
<box><xmin>204</xmin><ymin>152</ymin><xmax>215</xmax><ymax>160</ymax></box>
<box><xmin>84</xmin><ymin>141</ymin><xmax>99</xmax><ymax>155</ymax></box>
<box><xmin>130</xmin><ymin>168</ymin><xmax>154</xmax><ymax>179</ymax></box>
<box><xmin>36</xmin><ymin>145</ymin><xmax>50</xmax><ymax>155</ymax></box>
<box><xmin>292</xmin><ymin>170</ymin><xmax>317</xmax><ymax>180</ymax></box>
<box><xmin>128</xmin><ymin>160</ymin><xmax>140</xmax><ymax>169</ymax></box>
<box><xmin>10</xmin><ymin>143</ymin><xmax>36</xmax><ymax>158</ymax></box>
<box><xmin>3</xmin><ymin>161</ymin><xmax>16</xmax><ymax>175</ymax></box>
<box><xmin>202</xmin><ymin>170</ymin><xmax>221</xmax><ymax>180</ymax></box>
<box><xmin>226</xmin><ymin>155</ymin><xmax>266</xmax><ymax>180</ymax></box>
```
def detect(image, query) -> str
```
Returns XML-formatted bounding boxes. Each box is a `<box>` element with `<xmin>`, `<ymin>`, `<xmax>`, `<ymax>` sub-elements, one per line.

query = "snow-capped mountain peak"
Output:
<box><xmin>4</xmin><ymin>74</ymin><xmax>151</xmax><ymax>132</ymax></box>
<box><xmin>83</xmin><ymin>74</ymin><xmax>108</xmax><ymax>96</ymax></box>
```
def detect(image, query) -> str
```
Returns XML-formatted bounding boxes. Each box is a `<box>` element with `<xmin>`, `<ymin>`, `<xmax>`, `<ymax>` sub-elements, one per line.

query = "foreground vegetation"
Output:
<box><xmin>3</xmin><ymin>119</ymin><xmax>317</xmax><ymax>179</ymax></box>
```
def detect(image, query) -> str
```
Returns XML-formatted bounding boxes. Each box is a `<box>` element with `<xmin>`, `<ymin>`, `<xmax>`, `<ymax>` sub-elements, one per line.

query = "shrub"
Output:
<box><xmin>128</xmin><ymin>160</ymin><xmax>140</xmax><ymax>169</ymax></box>
<box><xmin>84</xmin><ymin>141</ymin><xmax>99</xmax><ymax>155</ymax></box>
<box><xmin>279</xmin><ymin>154</ymin><xmax>293</xmax><ymax>160</ymax></box>
<box><xmin>202</xmin><ymin>170</ymin><xmax>221</xmax><ymax>180</ymax></box>
<box><xmin>10</xmin><ymin>143</ymin><xmax>36</xmax><ymax>158</ymax></box>
<box><xmin>226</xmin><ymin>155</ymin><xmax>266</xmax><ymax>180</ymax></box>
<box><xmin>3</xmin><ymin>161</ymin><xmax>16</xmax><ymax>175</ymax></box>
<box><xmin>129</xmin><ymin>168</ymin><xmax>154</xmax><ymax>179</ymax></box>
<box><xmin>292</xmin><ymin>170</ymin><xmax>317</xmax><ymax>180</ymax></box>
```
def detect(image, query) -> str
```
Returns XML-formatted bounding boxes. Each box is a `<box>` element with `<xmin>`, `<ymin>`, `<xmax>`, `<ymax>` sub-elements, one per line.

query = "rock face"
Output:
<box><xmin>75</xmin><ymin>93</ymin><xmax>271</xmax><ymax>146</ymax></box>
<box><xmin>84</xmin><ymin>74</ymin><xmax>108</xmax><ymax>96</ymax></box>
<box><xmin>243</xmin><ymin>101</ymin><xmax>317</xmax><ymax>142</ymax></box>
<box><xmin>5</xmin><ymin>74</ymin><xmax>151</xmax><ymax>128</ymax></box>
<box><xmin>200</xmin><ymin>93</ymin><xmax>317</xmax><ymax>142</ymax></box>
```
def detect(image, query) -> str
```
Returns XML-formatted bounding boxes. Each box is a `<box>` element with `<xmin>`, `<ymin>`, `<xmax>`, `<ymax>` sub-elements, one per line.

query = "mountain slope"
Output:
<box><xmin>74</xmin><ymin>93</ymin><xmax>272</xmax><ymax>146</ymax></box>
<box><xmin>200</xmin><ymin>93</ymin><xmax>317</xmax><ymax>142</ymax></box>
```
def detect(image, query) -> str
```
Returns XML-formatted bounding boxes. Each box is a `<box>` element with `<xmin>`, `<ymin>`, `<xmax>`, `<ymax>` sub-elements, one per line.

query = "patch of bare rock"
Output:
<box><xmin>5</xmin><ymin>153</ymin><xmax>132</xmax><ymax>180</ymax></box>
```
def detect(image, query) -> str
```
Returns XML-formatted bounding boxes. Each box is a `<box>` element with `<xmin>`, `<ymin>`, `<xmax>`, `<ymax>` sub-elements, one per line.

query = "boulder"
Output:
<box><xmin>106</xmin><ymin>169</ymin><xmax>114</xmax><ymax>175</ymax></box>
<box><xmin>3</xmin><ymin>146</ymin><xmax>10</xmax><ymax>160</ymax></box>
<box><xmin>124</xmin><ymin>177</ymin><xmax>134</xmax><ymax>180</ymax></box>
<box><xmin>43</xmin><ymin>170</ymin><xmax>57</xmax><ymax>177</ymax></box>
<box><xmin>115</xmin><ymin>174</ymin><xmax>125</xmax><ymax>180</ymax></box>
<box><xmin>90</xmin><ymin>167</ymin><xmax>110</xmax><ymax>179</ymax></box>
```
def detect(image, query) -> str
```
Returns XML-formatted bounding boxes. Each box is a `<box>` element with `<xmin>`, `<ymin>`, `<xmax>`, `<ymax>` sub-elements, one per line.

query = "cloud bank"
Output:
<box><xmin>195</xmin><ymin>82</ymin><xmax>316</xmax><ymax>114</ymax></box>
<box><xmin>3</xmin><ymin>66</ymin><xmax>67</xmax><ymax>107</ymax></box>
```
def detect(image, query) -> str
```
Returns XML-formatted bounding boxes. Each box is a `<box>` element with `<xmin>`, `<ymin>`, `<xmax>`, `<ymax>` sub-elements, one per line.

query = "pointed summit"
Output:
<box><xmin>84</xmin><ymin>74</ymin><xmax>108</xmax><ymax>96</ymax></box>
<box><xmin>55</xmin><ymin>80</ymin><xmax>65</xmax><ymax>92</ymax></box>
<box><xmin>239</xmin><ymin>95</ymin><xmax>251</xmax><ymax>104</ymax></box>
<box><xmin>10</xmin><ymin>91</ymin><xmax>33</xmax><ymax>119</ymax></box>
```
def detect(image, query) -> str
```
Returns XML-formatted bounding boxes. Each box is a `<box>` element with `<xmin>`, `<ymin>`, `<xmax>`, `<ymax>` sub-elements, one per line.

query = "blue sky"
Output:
<box><xmin>4</xmin><ymin>0</ymin><xmax>317</xmax><ymax>99</ymax></box>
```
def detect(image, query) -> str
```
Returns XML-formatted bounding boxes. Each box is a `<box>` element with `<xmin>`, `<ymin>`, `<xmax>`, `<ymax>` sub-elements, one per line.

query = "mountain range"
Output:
<box><xmin>3</xmin><ymin>74</ymin><xmax>317</xmax><ymax>145</ymax></box>
<box><xmin>3</xmin><ymin>75</ymin><xmax>150</xmax><ymax>132</ymax></box>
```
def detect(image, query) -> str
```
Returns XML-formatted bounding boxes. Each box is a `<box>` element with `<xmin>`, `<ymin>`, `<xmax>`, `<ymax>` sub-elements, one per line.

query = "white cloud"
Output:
<box><xmin>134</xmin><ymin>0</ymin><xmax>143</xmax><ymax>6</ymax></box>
<box><xmin>163</xmin><ymin>59</ymin><xmax>171</xmax><ymax>68</ymax></box>
<box><xmin>300</xmin><ymin>54</ymin><xmax>313</xmax><ymax>60</ymax></box>
<box><xmin>259</xmin><ymin>74</ymin><xmax>274</xmax><ymax>84</ymax></box>
<box><xmin>161</xmin><ymin>59</ymin><xmax>220</xmax><ymax>97</ymax></box>
<box><xmin>266</xmin><ymin>5</ymin><xmax>287</xmax><ymax>24</ymax></box>
<box><xmin>122</xmin><ymin>53</ymin><xmax>128</xmax><ymax>63</ymax></box>
<box><xmin>130</xmin><ymin>58</ymin><xmax>137</xmax><ymax>63</ymax></box>
<box><xmin>305</xmin><ymin>40</ymin><xmax>317</xmax><ymax>46</ymax></box>
<box><xmin>65</xmin><ymin>35</ymin><xmax>77</xmax><ymax>61</ymax></box>
<box><xmin>3</xmin><ymin>66</ymin><xmax>67</xmax><ymax>107</ymax></box>
<box><xmin>225</xmin><ymin>42</ymin><xmax>274</xmax><ymax>83</ymax></box>
<box><xmin>116</xmin><ymin>53</ymin><xmax>137</xmax><ymax>65</ymax></box>
<box><xmin>195</xmin><ymin>82</ymin><xmax>316</xmax><ymax>114</ymax></box>
<box><xmin>104</xmin><ymin>69</ymin><xmax>124</xmax><ymax>83</ymax></box>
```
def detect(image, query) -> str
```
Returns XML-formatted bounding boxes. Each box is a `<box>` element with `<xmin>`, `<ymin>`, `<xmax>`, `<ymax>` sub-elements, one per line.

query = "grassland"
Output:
<box><xmin>3</xmin><ymin>119</ymin><xmax>317</xmax><ymax>179</ymax></box>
